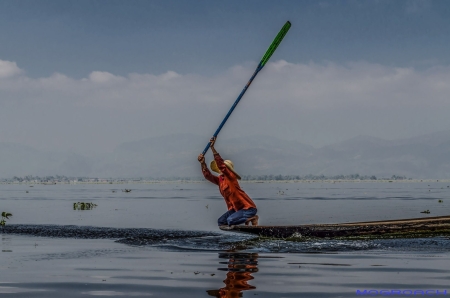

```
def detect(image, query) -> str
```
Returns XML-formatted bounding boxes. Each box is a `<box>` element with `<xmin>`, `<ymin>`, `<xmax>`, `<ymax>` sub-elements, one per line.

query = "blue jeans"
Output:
<box><xmin>218</xmin><ymin>208</ymin><xmax>257</xmax><ymax>226</ymax></box>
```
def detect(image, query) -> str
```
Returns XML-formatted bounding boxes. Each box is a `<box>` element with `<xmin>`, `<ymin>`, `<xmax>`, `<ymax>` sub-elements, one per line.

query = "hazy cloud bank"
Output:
<box><xmin>1</xmin><ymin>59</ymin><xmax>449</xmax><ymax>153</ymax></box>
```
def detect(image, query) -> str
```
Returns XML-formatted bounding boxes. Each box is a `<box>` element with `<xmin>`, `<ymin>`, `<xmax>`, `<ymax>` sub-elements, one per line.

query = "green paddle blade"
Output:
<box><xmin>260</xmin><ymin>21</ymin><xmax>291</xmax><ymax>67</ymax></box>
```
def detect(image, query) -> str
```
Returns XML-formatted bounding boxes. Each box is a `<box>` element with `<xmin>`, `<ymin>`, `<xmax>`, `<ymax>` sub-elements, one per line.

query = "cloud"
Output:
<box><xmin>1</xmin><ymin>59</ymin><xmax>449</xmax><ymax>109</ymax></box>
<box><xmin>246</xmin><ymin>60</ymin><xmax>450</xmax><ymax>110</ymax></box>
<box><xmin>1</xmin><ymin>57</ymin><xmax>450</xmax><ymax>152</ymax></box>
<box><xmin>88</xmin><ymin>71</ymin><xmax>125</xmax><ymax>83</ymax></box>
<box><xmin>0</xmin><ymin>60</ymin><xmax>23</xmax><ymax>78</ymax></box>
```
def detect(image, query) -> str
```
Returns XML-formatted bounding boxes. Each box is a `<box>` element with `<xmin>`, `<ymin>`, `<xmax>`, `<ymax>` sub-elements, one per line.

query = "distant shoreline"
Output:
<box><xmin>1</xmin><ymin>179</ymin><xmax>450</xmax><ymax>185</ymax></box>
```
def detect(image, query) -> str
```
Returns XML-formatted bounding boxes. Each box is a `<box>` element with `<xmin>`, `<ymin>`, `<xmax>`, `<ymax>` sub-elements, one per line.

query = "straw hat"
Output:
<box><xmin>210</xmin><ymin>159</ymin><xmax>241</xmax><ymax>180</ymax></box>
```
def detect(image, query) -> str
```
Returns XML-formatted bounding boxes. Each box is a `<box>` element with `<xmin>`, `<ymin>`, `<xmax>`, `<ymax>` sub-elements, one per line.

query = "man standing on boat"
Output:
<box><xmin>198</xmin><ymin>137</ymin><xmax>259</xmax><ymax>227</ymax></box>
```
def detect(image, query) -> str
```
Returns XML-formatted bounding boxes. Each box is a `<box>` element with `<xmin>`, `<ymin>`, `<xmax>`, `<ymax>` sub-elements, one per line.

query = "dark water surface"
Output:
<box><xmin>1</xmin><ymin>181</ymin><xmax>450</xmax><ymax>297</ymax></box>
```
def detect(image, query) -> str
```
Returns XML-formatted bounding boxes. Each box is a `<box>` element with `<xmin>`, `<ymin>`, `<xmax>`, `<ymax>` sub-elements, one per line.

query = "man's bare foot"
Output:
<box><xmin>245</xmin><ymin>215</ymin><xmax>259</xmax><ymax>226</ymax></box>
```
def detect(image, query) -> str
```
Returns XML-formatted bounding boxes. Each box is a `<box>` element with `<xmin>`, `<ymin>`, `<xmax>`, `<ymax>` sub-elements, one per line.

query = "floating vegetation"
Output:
<box><xmin>420</xmin><ymin>210</ymin><xmax>430</xmax><ymax>214</ymax></box>
<box><xmin>73</xmin><ymin>202</ymin><xmax>98</xmax><ymax>210</ymax></box>
<box><xmin>439</xmin><ymin>200</ymin><xmax>443</xmax><ymax>203</ymax></box>
<box><xmin>1</xmin><ymin>212</ymin><xmax>12</xmax><ymax>226</ymax></box>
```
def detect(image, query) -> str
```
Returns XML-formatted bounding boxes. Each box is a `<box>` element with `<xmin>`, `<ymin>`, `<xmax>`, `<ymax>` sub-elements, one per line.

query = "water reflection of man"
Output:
<box><xmin>206</xmin><ymin>253</ymin><xmax>258</xmax><ymax>298</ymax></box>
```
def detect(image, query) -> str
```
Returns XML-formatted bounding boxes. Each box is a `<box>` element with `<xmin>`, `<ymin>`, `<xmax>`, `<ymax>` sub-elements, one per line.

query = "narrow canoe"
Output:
<box><xmin>219</xmin><ymin>215</ymin><xmax>450</xmax><ymax>239</ymax></box>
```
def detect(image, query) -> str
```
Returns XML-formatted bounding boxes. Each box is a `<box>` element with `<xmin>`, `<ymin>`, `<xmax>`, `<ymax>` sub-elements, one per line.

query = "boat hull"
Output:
<box><xmin>220</xmin><ymin>215</ymin><xmax>450</xmax><ymax>239</ymax></box>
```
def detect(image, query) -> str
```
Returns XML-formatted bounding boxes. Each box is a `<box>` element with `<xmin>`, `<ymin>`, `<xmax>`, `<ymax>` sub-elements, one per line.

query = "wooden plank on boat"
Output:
<box><xmin>219</xmin><ymin>215</ymin><xmax>450</xmax><ymax>239</ymax></box>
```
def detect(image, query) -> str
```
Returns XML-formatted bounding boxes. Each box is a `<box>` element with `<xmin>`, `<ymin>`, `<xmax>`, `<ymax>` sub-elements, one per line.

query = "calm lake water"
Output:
<box><xmin>1</xmin><ymin>181</ymin><xmax>450</xmax><ymax>297</ymax></box>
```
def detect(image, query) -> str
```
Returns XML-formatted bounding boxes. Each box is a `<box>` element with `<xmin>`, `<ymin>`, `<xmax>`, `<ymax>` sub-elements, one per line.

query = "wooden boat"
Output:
<box><xmin>219</xmin><ymin>215</ymin><xmax>450</xmax><ymax>239</ymax></box>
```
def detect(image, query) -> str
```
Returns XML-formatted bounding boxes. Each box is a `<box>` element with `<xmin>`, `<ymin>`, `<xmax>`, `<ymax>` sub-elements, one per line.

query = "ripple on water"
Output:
<box><xmin>2</xmin><ymin>224</ymin><xmax>450</xmax><ymax>253</ymax></box>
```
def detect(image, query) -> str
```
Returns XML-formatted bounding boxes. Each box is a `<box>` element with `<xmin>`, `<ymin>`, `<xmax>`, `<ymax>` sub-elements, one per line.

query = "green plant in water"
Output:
<box><xmin>73</xmin><ymin>202</ymin><xmax>98</xmax><ymax>211</ymax></box>
<box><xmin>1</xmin><ymin>211</ymin><xmax>12</xmax><ymax>226</ymax></box>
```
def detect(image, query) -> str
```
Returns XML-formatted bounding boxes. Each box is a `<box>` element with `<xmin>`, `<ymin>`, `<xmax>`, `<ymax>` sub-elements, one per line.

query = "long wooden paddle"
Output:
<box><xmin>201</xmin><ymin>21</ymin><xmax>291</xmax><ymax>155</ymax></box>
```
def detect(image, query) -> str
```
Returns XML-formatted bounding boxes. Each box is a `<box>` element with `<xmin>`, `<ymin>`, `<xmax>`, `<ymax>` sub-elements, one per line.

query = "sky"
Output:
<box><xmin>1</xmin><ymin>0</ymin><xmax>450</xmax><ymax>154</ymax></box>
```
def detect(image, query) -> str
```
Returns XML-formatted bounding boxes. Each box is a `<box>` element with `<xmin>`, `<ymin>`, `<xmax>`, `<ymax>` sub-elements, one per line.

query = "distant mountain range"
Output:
<box><xmin>2</xmin><ymin>130</ymin><xmax>450</xmax><ymax>179</ymax></box>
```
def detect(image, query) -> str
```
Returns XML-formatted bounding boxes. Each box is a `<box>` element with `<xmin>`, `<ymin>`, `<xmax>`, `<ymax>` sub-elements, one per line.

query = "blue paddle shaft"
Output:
<box><xmin>201</xmin><ymin>21</ymin><xmax>291</xmax><ymax>156</ymax></box>
<box><xmin>202</xmin><ymin>63</ymin><xmax>263</xmax><ymax>155</ymax></box>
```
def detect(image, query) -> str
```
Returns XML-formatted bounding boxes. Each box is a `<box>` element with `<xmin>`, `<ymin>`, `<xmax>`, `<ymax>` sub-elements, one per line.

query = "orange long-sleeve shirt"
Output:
<box><xmin>202</xmin><ymin>153</ymin><xmax>256</xmax><ymax>211</ymax></box>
